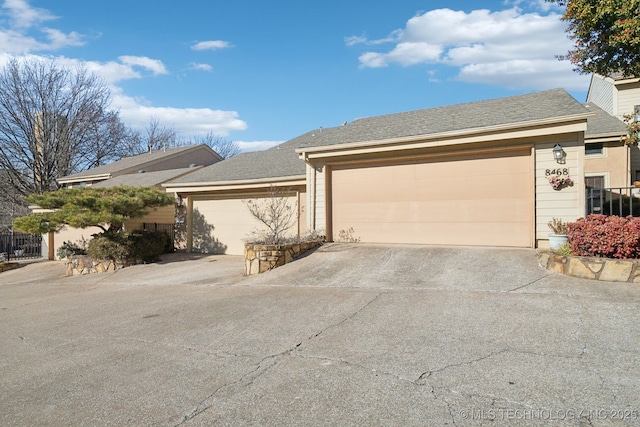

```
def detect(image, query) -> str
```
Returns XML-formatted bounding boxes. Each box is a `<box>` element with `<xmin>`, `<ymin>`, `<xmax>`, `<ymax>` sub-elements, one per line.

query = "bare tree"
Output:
<box><xmin>0</xmin><ymin>58</ymin><xmax>118</xmax><ymax>198</ymax></box>
<box><xmin>117</xmin><ymin>118</ymin><xmax>178</xmax><ymax>157</ymax></box>
<box><xmin>77</xmin><ymin>110</ymin><xmax>130</xmax><ymax>169</ymax></box>
<box><xmin>244</xmin><ymin>186</ymin><xmax>298</xmax><ymax>245</ymax></box>
<box><xmin>188</xmin><ymin>131</ymin><xmax>241</xmax><ymax>159</ymax></box>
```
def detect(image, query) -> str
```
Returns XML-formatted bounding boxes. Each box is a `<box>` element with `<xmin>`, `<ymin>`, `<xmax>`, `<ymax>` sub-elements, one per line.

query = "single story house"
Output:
<box><xmin>165</xmin><ymin>87</ymin><xmax>635</xmax><ymax>254</ymax></box>
<box><xmin>42</xmin><ymin>144</ymin><xmax>221</xmax><ymax>259</ymax></box>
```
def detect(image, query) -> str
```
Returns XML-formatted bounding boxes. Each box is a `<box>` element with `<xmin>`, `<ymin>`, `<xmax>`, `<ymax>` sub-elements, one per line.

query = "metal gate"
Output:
<box><xmin>0</xmin><ymin>232</ymin><xmax>42</xmax><ymax>261</ymax></box>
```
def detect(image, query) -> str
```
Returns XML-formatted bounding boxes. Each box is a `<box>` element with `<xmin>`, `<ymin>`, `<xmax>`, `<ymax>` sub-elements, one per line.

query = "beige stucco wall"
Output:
<box><xmin>44</xmin><ymin>225</ymin><xmax>104</xmax><ymax>260</ymax></box>
<box><xmin>584</xmin><ymin>142</ymin><xmax>630</xmax><ymax>188</ymax></box>
<box><xmin>534</xmin><ymin>134</ymin><xmax>585</xmax><ymax>246</ymax></box>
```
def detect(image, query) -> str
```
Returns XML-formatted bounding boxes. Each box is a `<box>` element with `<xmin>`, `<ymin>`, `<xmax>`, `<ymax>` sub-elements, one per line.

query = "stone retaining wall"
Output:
<box><xmin>538</xmin><ymin>250</ymin><xmax>640</xmax><ymax>283</ymax></box>
<box><xmin>0</xmin><ymin>262</ymin><xmax>20</xmax><ymax>273</ymax></box>
<box><xmin>244</xmin><ymin>241</ymin><xmax>321</xmax><ymax>275</ymax></box>
<box><xmin>66</xmin><ymin>255</ymin><xmax>123</xmax><ymax>276</ymax></box>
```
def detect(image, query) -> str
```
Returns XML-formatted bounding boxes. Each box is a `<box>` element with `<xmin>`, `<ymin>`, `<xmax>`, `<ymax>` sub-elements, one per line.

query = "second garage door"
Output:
<box><xmin>329</xmin><ymin>148</ymin><xmax>533</xmax><ymax>247</ymax></box>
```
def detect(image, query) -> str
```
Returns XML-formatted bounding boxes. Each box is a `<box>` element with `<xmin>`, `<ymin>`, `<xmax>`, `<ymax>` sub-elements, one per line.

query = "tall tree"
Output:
<box><xmin>548</xmin><ymin>0</ymin><xmax>640</xmax><ymax>76</ymax></box>
<box><xmin>0</xmin><ymin>58</ymin><xmax>123</xmax><ymax>197</ymax></box>
<box><xmin>188</xmin><ymin>130</ymin><xmax>241</xmax><ymax>159</ymax></box>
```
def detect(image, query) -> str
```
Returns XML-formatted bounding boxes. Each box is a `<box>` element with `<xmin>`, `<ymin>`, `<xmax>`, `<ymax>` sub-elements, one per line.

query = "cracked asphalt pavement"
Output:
<box><xmin>1</xmin><ymin>244</ymin><xmax>640</xmax><ymax>426</ymax></box>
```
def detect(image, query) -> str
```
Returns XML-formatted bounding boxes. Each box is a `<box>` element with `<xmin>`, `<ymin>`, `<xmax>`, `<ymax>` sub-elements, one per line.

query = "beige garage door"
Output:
<box><xmin>330</xmin><ymin>149</ymin><xmax>533</xmax><ymax>247</ymax></box>
<box><xmin>192</xmin><ymin>193</ymin><xmax>304</xmax><ymax>255</ymax></box>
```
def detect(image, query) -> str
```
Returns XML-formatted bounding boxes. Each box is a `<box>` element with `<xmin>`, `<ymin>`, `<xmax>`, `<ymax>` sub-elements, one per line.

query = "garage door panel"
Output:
<box><xmin>341</xmin><ymin>221</ymin><xmax>531</xmax><ymax>247</ymax></box>
<box><xmin>331</xmin><ymin>150</ymin><xmax>532</xmax><ymax>247</ymax></box>
<box><xmin>335</xmin><ymin>197</ymin><xmax>530</xmax><ymax>224</ymax></box>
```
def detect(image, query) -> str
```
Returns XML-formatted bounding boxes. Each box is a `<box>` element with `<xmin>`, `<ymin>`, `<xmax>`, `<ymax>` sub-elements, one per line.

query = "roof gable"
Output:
<box><xmin>58</xmin><ymin>144</ymin><xmax>221</xmax><ymax>183</ymax></box>
<box><xmin>167</xmin><ymin>138</ymin><xmax>306</xmax><ymax>185</ymax></box>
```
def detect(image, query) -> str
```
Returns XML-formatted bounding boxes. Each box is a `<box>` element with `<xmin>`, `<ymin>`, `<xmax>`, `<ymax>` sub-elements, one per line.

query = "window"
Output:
<box><xmin>585</xmin><ymin>175</ymin><xmax>605</xmax><ymax>214</ymax></box>
<box><xmin>585</xmin><ymin>175</ymin><xmax>605</xmax><ymax>189</ymax></box>
<box><xmin>635</xmin><ymin>105</ymin><xmax>640</xmax><ymax>122</ymax></box>
<box><xmin>585</xmin><ymin>143</ymin><xmax>604</xmax><ymax>155</ymax></box>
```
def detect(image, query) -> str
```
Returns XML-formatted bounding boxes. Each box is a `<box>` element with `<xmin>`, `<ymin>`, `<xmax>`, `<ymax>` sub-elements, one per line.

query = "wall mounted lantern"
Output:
<box><xmin>552</xmin><ymin>144</ymin><xmax>566</xmax><ymax>164</ymax></box>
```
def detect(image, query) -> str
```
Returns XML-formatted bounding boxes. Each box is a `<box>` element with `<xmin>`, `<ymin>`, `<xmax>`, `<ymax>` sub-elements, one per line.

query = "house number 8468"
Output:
<box><xmin>545</xmin><ymin>168</ymin><xmax>569</xmax><ymax>176</ymax></box>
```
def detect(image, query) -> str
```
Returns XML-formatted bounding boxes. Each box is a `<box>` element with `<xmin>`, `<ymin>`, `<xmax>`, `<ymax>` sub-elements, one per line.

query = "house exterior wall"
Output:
<box><xmin>587</xmin><ymin>75</ymin><xmax>615</xmax><ymax>115</ymax></box>
<box><xmin>303</xmin><ymin>129</ymin><xmax>585</xmax><ymax>249</ymax></box>
<box><xmin>124</xmin><ymin>204</ymin><xmax>175</xmax><ymax>232</ymax></box>
<box><xmin>44</xmin><ymin>226</ymin><xmax>103</xmax><ymax>260</ymax></box>
<box><xmin>584</xmin><ymin>143</ymin><xmax>630</xmax><ymax>188</ymax></box>
<box><xmin>534</xmin><ymin>134</ymin><xmax>584</xmax><ymax>246</ymax></box>
<box><xmin>616</xmin><ymin>81</ymin><xmax>640</xmax><ymax>119</ymax></box>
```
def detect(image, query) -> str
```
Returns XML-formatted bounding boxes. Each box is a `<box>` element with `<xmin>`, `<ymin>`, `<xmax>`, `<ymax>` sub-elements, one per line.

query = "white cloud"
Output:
<box><xmin>188</xmin><ymin>62</ymin><xmax>212</xmax><ymax>72</ymax></box>
<box><xmin>2</xmin><ymin>0</ymin><xmax>55</xmax><ymax>28</ymax></box>
<box><xmin>236</xmin><ymin>140</ymin><xmax>282</xmax><ymax>152</ymax></box>
<box><xmin>111</xmin><ymin>89</ymin><xmax>247</xmax><ymax>136</ymax></box>
<box><xmin>119</xmin><ymin>55</ymin><xmax>168</xmax><ymax>75</ymax></box>
<box><xmin>351</xmin><ymin>6</ymin><xmax>588</xmax><ymax>90</ymax></box>
<box><xmin>0</xmin><ymin>0</ymin><xmax>83</xmax><ymax>53</ymax></box>
<box><xmin>191</xmin><ymin>40</ymin><xmax>233</xmax><ymax>51</ymax></box>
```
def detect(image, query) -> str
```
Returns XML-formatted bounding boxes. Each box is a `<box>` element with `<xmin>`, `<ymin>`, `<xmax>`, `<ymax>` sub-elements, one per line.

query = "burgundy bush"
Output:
<box><xmin>567</xmin><ymin>214</ymin><xmax>640</xmax><ymax>259</ymax></box>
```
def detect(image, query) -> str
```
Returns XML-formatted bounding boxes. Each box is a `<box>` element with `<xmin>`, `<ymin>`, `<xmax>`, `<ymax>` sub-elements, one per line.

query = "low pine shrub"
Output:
<box><xmin>567</xmin><ymin>214</ymin><xmax>640</xmax><ymax>259</ymax></box>
<box><xmin>87</xmin><ymin>232</ymin><xmax>129</xmax><ymax>263</ymax></box>
<box><xmin>128</xmin><ymin>230</ymin><xmax>172</xmax><ymax>263</ymax></box>
<box><xmin>87</xmin><ymin>230</ymin><xmax>172</xmax><ymax>264</ymax></box>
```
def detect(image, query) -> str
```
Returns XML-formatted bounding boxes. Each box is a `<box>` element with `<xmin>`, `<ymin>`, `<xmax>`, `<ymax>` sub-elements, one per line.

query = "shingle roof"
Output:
<box><xmin>297</xmin><ymin>88</ymin><xmax>589</xmax><ymax>149</ymax></box>
<box><xmin>92</xmin><ymin>167</ymin><xmax>201</xmax><ymax>188</ymax></box>
<box><xmin>59</xmin><ymin>145</ymin><xmax>211</xmax><ymax>181</ymax></box>
<box><xmin>168</xmin><ymin>88</ymin><xmax>592</xmax><ymax>186</ymax></box>
<box><xmin>583</xmin><ymin>102</ymin><xmax>627</xmax><ymax>138</ymax></box>
<box><xmin>167</xmin><ymin>138</ymin><xmax>306</xmax><ymax>185</ymax></box>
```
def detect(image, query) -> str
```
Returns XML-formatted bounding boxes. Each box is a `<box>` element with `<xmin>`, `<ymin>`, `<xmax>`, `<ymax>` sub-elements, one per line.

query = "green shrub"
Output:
<box><xmin>87</xmin><ymin>230</ymin><xmax>171</xmax><ymax>264</ymax></box>
<box><xmin>127</xmin><ymin>230</ymin><xmax>172</xmax><ymax>263</ymax></box>
<box><xmin>56</xmin><ymin>239</ymin><xmax>88</xmax><ymax>259</ymax></box>
<box><xmin>87</xmin><ymin>233</ymin><xmax>129</xmax><ymax>263</ymax></box>
<box><xmin>555</xmin><ymin>242</ymin><xmax>573</xmax><ymax>256</ymax></box>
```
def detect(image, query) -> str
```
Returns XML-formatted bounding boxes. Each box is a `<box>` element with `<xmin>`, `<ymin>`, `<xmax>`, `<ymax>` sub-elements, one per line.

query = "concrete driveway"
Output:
<box><xmin>1</xmin><ymin>244</ymin><xmax>640</xmax><ymax>426</ymax></box>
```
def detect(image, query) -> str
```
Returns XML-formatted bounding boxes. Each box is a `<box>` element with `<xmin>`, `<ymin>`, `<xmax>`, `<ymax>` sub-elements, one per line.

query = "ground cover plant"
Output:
<box><xmin>567</xmin><ymin>214</ymin><xmax>640</xmax><ymax>259</ymax></box>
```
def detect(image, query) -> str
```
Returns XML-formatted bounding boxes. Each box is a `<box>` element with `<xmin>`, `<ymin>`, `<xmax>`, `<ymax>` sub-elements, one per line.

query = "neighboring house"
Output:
<box><xmin>58</xmin><ymin>144</ymin><xmax>222</xmax><ymax>188</ymax></box>
<box><xmin>41</xmin><ymin>145</ymin><xmax>222</xmax><ymax>259</ymax></box>
<box><xmin>166</xmin><ymin>88</ymin><xmax>600</xmax><ymax>253</ymax></box>
<box><xmin>164</xmin><ymin>139</ymin><xmax>307</xmax><ymax>255</ymax></box>
<box><xmin>586</xmin><ymin>73</ymin><xmax>640</xmax><ymax>187</ymax></box>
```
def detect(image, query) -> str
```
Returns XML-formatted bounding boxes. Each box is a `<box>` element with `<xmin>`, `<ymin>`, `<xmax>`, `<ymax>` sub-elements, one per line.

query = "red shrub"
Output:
<box><xmin>567</xmin><ymin>214</ymin><xmax>640</xmax><ymax>259</ymax></box>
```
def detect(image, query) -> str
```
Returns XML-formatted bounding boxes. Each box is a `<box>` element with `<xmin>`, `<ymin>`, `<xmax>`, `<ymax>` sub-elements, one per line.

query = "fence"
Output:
<box><xmin>586</xmin><ymin>187</ymin><xmax>640</xmax><ymax>217</ymax></box>
<box><xmin>0</xmin><ymin>232</ymin><xmax>42</xmax><ymax>261</ymax></box>
<box><xmin>143</xmin><ymin>223</ymin><xmax>175</xmax><ymax>250</ymax></box>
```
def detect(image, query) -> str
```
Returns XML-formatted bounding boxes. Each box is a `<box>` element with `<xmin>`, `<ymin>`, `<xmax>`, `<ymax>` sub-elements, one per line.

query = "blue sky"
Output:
<box><xmin>0</xmin><ymin>0</ymin><xmax>590</xmax><ymax>152</ymax></box>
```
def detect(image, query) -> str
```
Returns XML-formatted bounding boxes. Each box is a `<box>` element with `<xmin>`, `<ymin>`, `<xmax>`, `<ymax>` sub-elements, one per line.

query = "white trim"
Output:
<box><xmin>585</xmin><ymin>172</ymin><xmax>610</xmax><ymax>188</ymax></box>
<box><xmin>163</xmin><ymin>176</ymin><xmax>306</xmax><ymax>194</ymax></box>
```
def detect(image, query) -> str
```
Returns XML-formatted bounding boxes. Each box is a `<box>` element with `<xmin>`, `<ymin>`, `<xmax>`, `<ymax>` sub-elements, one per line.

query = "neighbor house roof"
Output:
<box><xmin>58</xmin><ymin>145</ymin><xmax>221</xmax><ymax>184</ymax></box>
<box><xmin>296</xmin><ymin>88</ymin><xmax>590</xmax><ymax>150</ymax></box>
<box><xmin>584</xmin><ymin>102</ymin><xmax>627</xmax><ymax>139</ymax></box>
<box><xmin>92</xmin><ymin>166</ymin><xmax>203</xmax><ymax>188</ymax></box>
<box><xmin>165</xmin><ymin>138</ymin><xmax>306</xmax><ymax>187</ymax></box>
